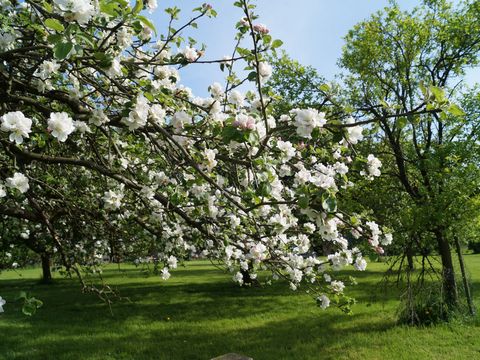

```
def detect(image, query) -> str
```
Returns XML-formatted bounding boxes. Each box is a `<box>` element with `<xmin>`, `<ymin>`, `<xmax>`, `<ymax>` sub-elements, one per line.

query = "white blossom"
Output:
<box><xmin>354</xmin><ymin>256</ymin><xmax>367</xmax><ymax>271</ymax></box>
<box><xmin>366</xmin><ymin>154</ymin><xmax>382</xmax><ymax>177</ymax></box>
<box><xmin>292</xmin><ymin>108</ymin><xmax>327</xmax><ymax>138</ymax></box>
<box><xmin>171</xmin><ymin>111</ymin><xmax>191</xmax><ymax>133</ymax></box>
<box><xmin>250</xmin><ymin>242</ymin><xmax>267</xmax><ymax>261</ymax></box>
<box><xmin>253</xmin><ymin>23</ymin><xmax>269</xmax><ymax>34</ymax></box>
<box><xmin>90</xmin><ymin>109</ymin><xmax>109</xmax><ymax>126</ymax></box>
<box><xmin>167</xmin><ymin>255</ymin><xmax>178</xmax><ymax>269</ymax></box>
<box><xmin>103</xmin><ymin>189</ymin><xmax>124</xmax><ymax>210</ymax></box>
<box><xmin>233</xmin><ymin>113</ymin><xmax>255</xmax><ymax>130</ymax></box>
<box><xmin>106</xmin><ymin>58</ymin><xmax>123</xmax><ymax>78</ymax></box>
<box><xmin>345</xmin><ymin>117</ymin><xmax>364</xmax><ymax>144</ymax></box>
<box><xmin>228</xmin><ymin>90</ymin><xmax>245</xmax><ymax>107</ymax></box>
<box><xmin>146</xmin><ymin>0</ymin><xmax>158</xmax><ymax>12</ymax></box>
<box><xmin>73</xmin><ymin>120</ymin><xmax>91</xmax><ymax>134</ymax></box>
<box><xmin>0</xmin><ymin>31</ymin><xmax>15</xmax><ymax>52</ymax></box>
<box><xmin>182</xmin><ymin>47</ymin><xmax>198</xmax><ymax>62</ymax></box>
<box><xmin>149</xmin><ymin>104</ymin><xmax>166</xmax><ymax>125</ymax></box>
<box><xmin>53</xmin><ymin>0</ymin><xmax>95</xmax><ymax>25</ymax></box>
<box><xmin>381</xmin><ymin>233</ymin><xmax>393</xmax><ymax>246</ymax></box>
<box><xmin>34</xmin><ymin>60</ymin><xmax>60</xmax><ymax>80</ymax></box>
<box><xmin>116</xmin><ymin>27</ymin><xmax>133</xmax><ymax>49</ymax></box>
<box><xmin>6</xmin><ymin>172</ymin><xmax>29</xmax><ymax>193</ymax></box>
<box><xmin>258</xmin><ymin>62</ymin><xmax>273</xmax><ymax>81</ymax></box>
<box><xmin>317</xmin><ymin>294</ymin><xmax>330</xmax><ymax>310</ymax></box>
<box><xmin>48</xmin><ymin>112</ymin><xmax>75</xmax><ymax>142</ymax></box>
<box><xmin>234</xmin><ymin>271</ymin><xmax>244</xmax><ymax>285</ymax></box>
<box><xmin>330</xmin><ymin>280</ymin><xmax>345</xmax><ymax>293</ymax></box>
<box><xmin>204</xmin><ymin>149</ymin><xmax>218</xmax><ymax>172</ymax></box>
<box><xmin>0</xmin><ymin>296</ymin><xmax>5</xmax><ymax>313</ymax></box>
<box><xmin>122</xmin><ymin>94</ymin><xmax>150</xmax><ymax>130</ymax></box>
<box><xmin>276</xmin><ymin>140</ymin><xmax>296</xmax><ymax>162</ymax></box>
<box><xmin>209</xmin><ymin>82</ymin><xmax>224</xmax><ymax>98</ymax></box>
<box><xmin>161</xmin><ymin>267</ymin><xmax>171</xmax><ymax>280</ymax></box>
<box><xmin>1</xmin><ymin>111</ymin><xmax>32</xmax><ymax>144</ymax></box>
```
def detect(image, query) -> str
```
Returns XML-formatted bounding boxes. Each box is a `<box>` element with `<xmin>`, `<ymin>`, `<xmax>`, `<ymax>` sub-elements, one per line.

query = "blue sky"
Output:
<box><xmin>150</xmin><ymin>0</ymin><xmax>480</xmax><ymax>96</ymax></box>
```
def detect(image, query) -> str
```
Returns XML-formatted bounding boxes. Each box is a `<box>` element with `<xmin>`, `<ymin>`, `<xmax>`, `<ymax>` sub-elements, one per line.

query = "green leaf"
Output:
<box><xmin>447</xmin><ymin>103</ymin><xmax>465</xmax><ymax>116</ymax></box>
<box><xmin>42</xmin><ymin>1</ymin><xmax>53</xmax><ymax>13</ymax></box>
<box><xmin>245</xmin><ymin>130</ymin><xmax>259</xmax><ymax>144</ymax></box>
<box><xmin>65</xmin><ymin>23</ymin><xmax>79</xmax><ymax>36</ymax></box>
<box><xmin>258</xmin><ymin>182</ymin><xmax>272</xmax><ymax>197</ymax></box>
<box><xmin>247</xmin><ymin>71</ymin><xmax>257</xmax><ymax>81</ymax></box>
<box><xmin>379</xmin><ymin>99</ymin><xmax>389</xmax><ymax>108</ymax></box>
<box><xmin>319</xmin><ymin>83</ymin><xmax>330</xmax><ymax>92</ymax></box>
<box><xmin>45</xmin><ymin>18</ymin><xmax>64</xmax><ymax>32</ymax></box>
<box><xmin>298</xmin><ymin>195</ymin><xmax>310</xmax><ymax>209</ymax></box>
<box><xmin>94</xmin><ymin>52</ymin><xmax>113</xmax><ymax>68</ymax></box>
<box><xmin>137</xmin><ymin>15</ymin><xmax>157</xmax><ymax>35</ymax></box>
<box><xmin>76</xmin><ymin>32</ymin><xmax>95</xmax><ymax>48</ymax></box>
<box><xmin>100</xmin><ymin>2</ymin><xmax>120</xmax><ymax>17</ymax></box>
<box><xmin>54</xmin><ymin>42</ymin><xmax>73</xmax><ymax>60</ymax></box>
<box><xmin>144</xmin><ymin>92</ymin><xmax>154</xmax><ymax>102</ymax></box>
<box><xmin>22</xmin><ymin>298</ymin><xmax>43</xmax><ymax>317</ymax></box>
<box><xmin>419</xmin><ymin>81</ymin><xmax>427</xmax><ymax>97</ymax></box>
<box><xmin>321</xmin><ymin>192</ymin><xmax>337</xmax><ymax>213</ymax></box>
<box><xmin>271</xmin><ymin>39</ymin><xmax>283</xmax><ymax>49</ymax></box>
<box><xmin>332</xmin><ymin>130</ymin><xmax>344</xmax><ymax>143</ymax></box>
<box><xmin>47</xmin><ymin>33</ymin><xmax>62</xmax><ymax>45</ymax></box>
<box><xmin>132</xmin><ymin>0</ymin><xmax>143</xmax><ymax>14</ymax></box>
<box><xmin>397</xmin><ymin>117</ymin><xmax>408</xmax><ymax>130</ymax></box>
<box><xmin>429</xmin><ymin>85</ymin><xmax>445</xmax><ymax>102</ymax></box>
<box><xmin>237</xmin><ymin>47</ymin><xmax>251</xmax><ymax>57</ymax></box>
<box><xmin>111</xmin><ymin>0</ymin><xmax>129</xmax><ymax>6</ymax></box>
<box><xmin>221</xmin><ymin>126</ymin><xmax>243</xmax><ymax>143</ymax></box>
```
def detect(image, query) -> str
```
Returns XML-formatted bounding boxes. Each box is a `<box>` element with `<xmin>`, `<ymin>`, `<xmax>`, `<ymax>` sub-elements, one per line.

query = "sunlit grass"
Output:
<box><xmin>1</xmin><ymin>256</ymin><xmax>479</xmax><ymax>360</ymax></box>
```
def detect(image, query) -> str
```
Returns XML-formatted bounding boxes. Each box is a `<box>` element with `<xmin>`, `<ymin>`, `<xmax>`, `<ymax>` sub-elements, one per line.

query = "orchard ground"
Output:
<box><xmin>1</xmin><ymin>256</ymin><xmax>480</xmax><ymax>360</ymax></box>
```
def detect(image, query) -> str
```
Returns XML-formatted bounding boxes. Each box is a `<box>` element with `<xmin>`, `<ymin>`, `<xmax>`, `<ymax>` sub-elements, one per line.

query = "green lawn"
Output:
<box><xmin>1</xmin><ymin>256</ymin><xmax>480</xmax><ymax>360</ymax></box>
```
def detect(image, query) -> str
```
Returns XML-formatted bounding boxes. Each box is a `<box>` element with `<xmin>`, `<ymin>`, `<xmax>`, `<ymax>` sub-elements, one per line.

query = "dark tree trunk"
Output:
<box><xmin>454</xmin><ymin>236</ymin><xmax>475</xmax><ymax>315</ymax></box>
<box><xmin>240</xmin><ymin>262</ymin><xmax>259</xmax><ymax>286</ymax></box>
<box><xmin>434</xmin><ymin>229</ymin><xmax>457</xmax><ymax>308</ymax></box>
<box><xmin>406</xmin><ymin>242</ymin><xmax>415</xmax><ymax>271</ymax></box>
<box><xmin>41</xmin><ymin>253</ymin><xmax>52</xmax><ymax>283</ymax></box>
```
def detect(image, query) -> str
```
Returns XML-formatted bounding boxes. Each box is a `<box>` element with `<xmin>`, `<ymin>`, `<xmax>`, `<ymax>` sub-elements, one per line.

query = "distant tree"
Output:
<box><xmin>266</xmin><ymin>52</ymin><xmax>328</xmax><ymax>117</ymax></box>
<box><xmin>340</xmin><ymin>0</ymin><xmax>480</xmax><ymax>314</ymax></box>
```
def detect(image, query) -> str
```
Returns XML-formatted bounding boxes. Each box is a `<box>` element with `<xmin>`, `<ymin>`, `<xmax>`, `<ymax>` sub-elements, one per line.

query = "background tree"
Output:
<box><xmin>266</xmin><ymin>52</ymin><xmax>328</xmax><ymax>117</ymax></box>
<box><xmin>339</xmin><ymin>0</ymin><xmax>480</xmax><ymax>315</ymax></box>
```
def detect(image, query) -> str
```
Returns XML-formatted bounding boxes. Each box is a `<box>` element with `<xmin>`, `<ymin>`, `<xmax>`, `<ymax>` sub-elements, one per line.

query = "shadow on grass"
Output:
<box><xmin>1</xmin><ymin>289</ymin><xmax>397</xmax><ymax>360</ymax></box>
<box><xmin>2</xmin><ymin>259</ymin><xmax>479</xmax><ymax>360</ymax></box>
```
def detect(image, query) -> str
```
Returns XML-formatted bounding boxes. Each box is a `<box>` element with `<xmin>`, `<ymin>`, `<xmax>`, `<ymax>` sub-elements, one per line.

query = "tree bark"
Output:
<box><xmin>40</xmin><ymin>253</ymin><xmax>52</xmax><ymax>283</ymax></box>
<box><xmin>406</xmin><ymin>241</ymin><xmax>415</xmax><ymax>271</ymax></box>
<box><xmin>434</xmin><ymin>229</ymin><xmax>458</xmax><ymax>308</ymax></box>
<box><xmin>454</xmin><ymin>236</ymin><xmax>475</xmax><ymax>315</ymax></box>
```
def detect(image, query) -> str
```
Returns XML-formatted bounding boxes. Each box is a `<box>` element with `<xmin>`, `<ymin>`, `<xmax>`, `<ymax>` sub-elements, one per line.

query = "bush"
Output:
<box><xmin>397</xmin><ymin>284</ymin><xmax>450</xmax><ymax>326</ymax></box>
<box><xmin>467</xmin><ymin>241</ymin><xmax>480</xmax><ymax>254</ymax></box>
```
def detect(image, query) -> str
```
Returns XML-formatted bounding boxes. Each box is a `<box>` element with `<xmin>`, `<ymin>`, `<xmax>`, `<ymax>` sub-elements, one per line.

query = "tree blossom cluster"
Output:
<box><xmin>0</xmin><ymin>0</ymin><xmax>392</xmax><ymax>312</ymax></box>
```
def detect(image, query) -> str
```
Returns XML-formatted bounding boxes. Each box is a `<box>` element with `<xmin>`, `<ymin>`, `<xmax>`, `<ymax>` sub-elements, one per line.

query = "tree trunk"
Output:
<box><xmin>240</xmin><ymin>262</ymin><xmax>259</xmax><ymax>286</ymax></box>
<box><xmin>454</xmin><ymin>236</ymin><xmax>475</xmax><ymax>315</ymax></box>
<box><xmin>434</xmin><ymin>229</ymin><xmax>457</xmax><ymax>308</ymax></box>
<box><xmin>41</xmin><ymin>253</ymin><xmax>52</xmax><ymax>283</ymax></box>
<box><xmin>406</xmin><ymin>241</ymin><xmax>415</xmax><ymax>271</ymax></box>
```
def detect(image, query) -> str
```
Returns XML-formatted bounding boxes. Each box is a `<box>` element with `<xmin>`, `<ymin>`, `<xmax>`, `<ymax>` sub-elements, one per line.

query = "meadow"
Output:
<box><xmin>1</xmin><ymin>256</ymin><xmax>479</xmax><ymax>360</ymax></box>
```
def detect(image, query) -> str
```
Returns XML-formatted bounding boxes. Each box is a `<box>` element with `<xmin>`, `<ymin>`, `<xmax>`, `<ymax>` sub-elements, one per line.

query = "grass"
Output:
<box><xmin>1</xmin><ymin>256</ymin><xmax>480</xmax><ymax>360</ymax></box>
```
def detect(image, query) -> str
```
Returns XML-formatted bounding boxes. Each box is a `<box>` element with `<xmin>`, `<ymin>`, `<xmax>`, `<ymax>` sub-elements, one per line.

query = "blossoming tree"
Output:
<box><xmin>0</xmin><ymin>0</ymin><xmax>390</xmax><ymax>312</ymax></box>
